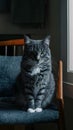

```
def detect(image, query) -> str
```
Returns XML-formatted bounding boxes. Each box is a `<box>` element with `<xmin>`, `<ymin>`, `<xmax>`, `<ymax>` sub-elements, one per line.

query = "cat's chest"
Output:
<box><xmin>27</xmin><ymin>59</ymin><xmax>44</xmax><ymax>76</ymax></box>
<box><xmin>29</xmin><ymin>67</ymin><xmax>40</xmax><ymax>76</ymax></box>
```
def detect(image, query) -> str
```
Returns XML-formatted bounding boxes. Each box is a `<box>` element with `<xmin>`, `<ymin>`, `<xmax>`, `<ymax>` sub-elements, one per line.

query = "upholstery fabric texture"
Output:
<box><xmin>0</xmin><ymin>56</ymin><xmax>22</xmax><ymax>97</ymax></box>
<box><xmin>0</xmin><ymin>102</ymin><xmax>59</xmax><ymax>124</ymax></box>
<box><xmin>0</xmin><ymin>56</ymin><xmax>59</xmax><ymax>124</ymax></box>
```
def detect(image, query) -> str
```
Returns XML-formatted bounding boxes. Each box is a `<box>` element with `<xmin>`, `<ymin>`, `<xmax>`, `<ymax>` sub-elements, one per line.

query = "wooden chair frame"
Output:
<box><xmin>0</xmin><ymin>39</ymin><xmax>65</xmax><ymax>130</ymax></box>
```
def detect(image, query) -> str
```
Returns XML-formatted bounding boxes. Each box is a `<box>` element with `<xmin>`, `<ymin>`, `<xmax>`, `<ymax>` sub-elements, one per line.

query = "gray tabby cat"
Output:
<box><xmin>16</xmin><ymin>35</ymin><xmax>55</xmax><ymax>113</ymax></box>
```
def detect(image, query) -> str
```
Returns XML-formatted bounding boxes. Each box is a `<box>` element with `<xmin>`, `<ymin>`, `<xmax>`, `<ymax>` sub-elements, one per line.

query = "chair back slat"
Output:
<box><xmin>0</xmin><ymin>39</ymin><xmax>25</xmax><ymax>56</ymax></box>
<box><xmin>22</xmin><ymin>45</ymin><xmax>25</xmax><ymax>52</ymax></box>
<box><xmin>5</xmin><ymin>46</ymin><xmax>7</xmax><ymax>56</ymax></box>
<box><xmin>13</xmin><ymin>46</ymin><xmax>16</xmax><ymax>56</ymax></box>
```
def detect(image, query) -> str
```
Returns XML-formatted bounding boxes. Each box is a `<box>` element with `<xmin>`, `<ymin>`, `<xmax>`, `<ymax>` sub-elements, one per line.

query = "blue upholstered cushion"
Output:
<box><xmin>0</xmin><ymin>56</ymin><xmax>59</xmax><ymax>124</ymax></box>
<box><xmin>0</xmin><ymin>56</ymin><xmax>22</xmax><ymax>97</ymax></box>
<box><xmin>0</xmin><ymin>102</ymin><xmax>59</xmax><ymax>124</ymax></box>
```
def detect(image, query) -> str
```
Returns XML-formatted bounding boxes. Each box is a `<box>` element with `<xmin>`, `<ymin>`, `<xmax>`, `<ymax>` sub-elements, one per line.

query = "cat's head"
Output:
<box><xmin>24</xmin><ymin>35</ymin><xmax>51</xmax><ymax>61</ymax></box>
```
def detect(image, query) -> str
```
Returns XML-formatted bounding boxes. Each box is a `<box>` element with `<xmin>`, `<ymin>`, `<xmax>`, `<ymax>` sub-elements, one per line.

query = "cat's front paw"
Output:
<box><xmin>35</xmin><ymin>108</ymin><xmax>43</xmax><ymax>112</ymax></box>
<box><xmin>27</xmin><ymin>108</ymin><xmax>35</xmax><ymax>113</ymax></box>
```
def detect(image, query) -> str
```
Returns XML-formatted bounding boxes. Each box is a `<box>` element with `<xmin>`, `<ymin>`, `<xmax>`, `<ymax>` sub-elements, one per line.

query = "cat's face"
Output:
<box><xmin>24</xmin><ymin>35</ymin><xmax>50</xmax><ymax>61</ymax></box>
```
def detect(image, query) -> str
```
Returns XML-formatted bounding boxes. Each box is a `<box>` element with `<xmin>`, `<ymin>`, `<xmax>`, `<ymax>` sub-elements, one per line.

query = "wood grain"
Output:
<box><xmin>57</xmin><ymin>60</ymin><xmax>63</xmax><ymax>101</ymax></box>
<box><xmin>0</xmin><ymin>39</ymin><xmax>24</xmax><ymax>46</ymax></box>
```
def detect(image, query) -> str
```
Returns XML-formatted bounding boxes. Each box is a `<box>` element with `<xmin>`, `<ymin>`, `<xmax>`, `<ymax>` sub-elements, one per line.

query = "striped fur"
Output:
<box><xmin>16</xmin><ymin>35</ymin><xmax>55</xmax><ymax>111</ymax></box>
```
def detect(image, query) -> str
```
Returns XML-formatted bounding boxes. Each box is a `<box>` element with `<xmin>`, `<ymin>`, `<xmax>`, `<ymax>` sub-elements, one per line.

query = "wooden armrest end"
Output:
<box><xmin>56</xmin><ymin>60</ymin><xmax>64</xmax><ymax>101</ymax></box>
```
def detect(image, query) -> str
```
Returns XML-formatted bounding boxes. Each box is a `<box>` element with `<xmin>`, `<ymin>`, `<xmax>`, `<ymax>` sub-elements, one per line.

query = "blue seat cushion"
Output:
<box><xmin>0</xmin><ymin>56</ymin><xmax>59</xmax><ymax>124</ymax></box>
<box><xmin>0</xmin><ymin>102</ymin><xmax>59</xmax><ymax>124</ymax></box>
<box><xmin>0</xmin><ymin>56</ymin><xmax>22</xmax><ymax>97</ymax></box>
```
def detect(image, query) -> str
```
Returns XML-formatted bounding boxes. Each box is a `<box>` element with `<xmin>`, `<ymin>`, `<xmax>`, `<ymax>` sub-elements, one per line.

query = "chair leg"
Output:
<box><xmin>57</xmin><ymin>116</ymin><xmax>66</xmax><ymax>130</ymax></box>
<box><xmin>57</xmin><ymin>99</ymin><xmax>66</xmax><ymax>130</ymax></box>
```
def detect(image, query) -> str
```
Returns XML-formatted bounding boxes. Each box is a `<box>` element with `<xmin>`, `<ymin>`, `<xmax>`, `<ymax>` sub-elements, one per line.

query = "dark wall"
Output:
<box><xmin>0</xmin><ymin>0</ymin><xmax>60</xmax><ymax>60</ymax></box>
<box><xmin>0</xmin><ymin>35</ymin><xmax>23</xmax><ymax>41</ymax></box>
<box><xmin>49</xmin><ymin>0</ymin><xmax>60</xmax><ymax>61</ymax></box>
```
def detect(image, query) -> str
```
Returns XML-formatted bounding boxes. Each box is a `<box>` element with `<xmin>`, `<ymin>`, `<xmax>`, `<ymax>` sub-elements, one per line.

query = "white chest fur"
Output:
<box><xmin>30</xmin><ymin>67</ymin><xmax>40</xmax><ymax>76</ymax></box>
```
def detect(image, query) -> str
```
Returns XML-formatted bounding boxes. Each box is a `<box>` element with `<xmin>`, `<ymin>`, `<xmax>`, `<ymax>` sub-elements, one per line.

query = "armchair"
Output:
<box><xmin>0</xmin><ymin>39</ymin><xmax>65</xmax><ymax>130</ymax></box>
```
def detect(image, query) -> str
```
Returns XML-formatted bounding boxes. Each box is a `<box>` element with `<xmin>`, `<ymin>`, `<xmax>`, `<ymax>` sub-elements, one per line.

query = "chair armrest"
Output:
<box><xmin>56</xmin><ymin>60</ymin><xmax>64</xmax><ymax>102</ymax></box>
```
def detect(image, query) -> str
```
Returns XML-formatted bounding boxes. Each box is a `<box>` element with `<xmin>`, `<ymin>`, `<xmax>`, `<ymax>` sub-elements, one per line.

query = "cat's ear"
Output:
<box><xmin>24</xmin><ymin>35</ymin><xmax>30</xmax><ymax>44</ymax></box>
<box><xmin>44</xmin><ymin>35</ymin><xmax>51</xmax><ymax>46</ymax></box>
